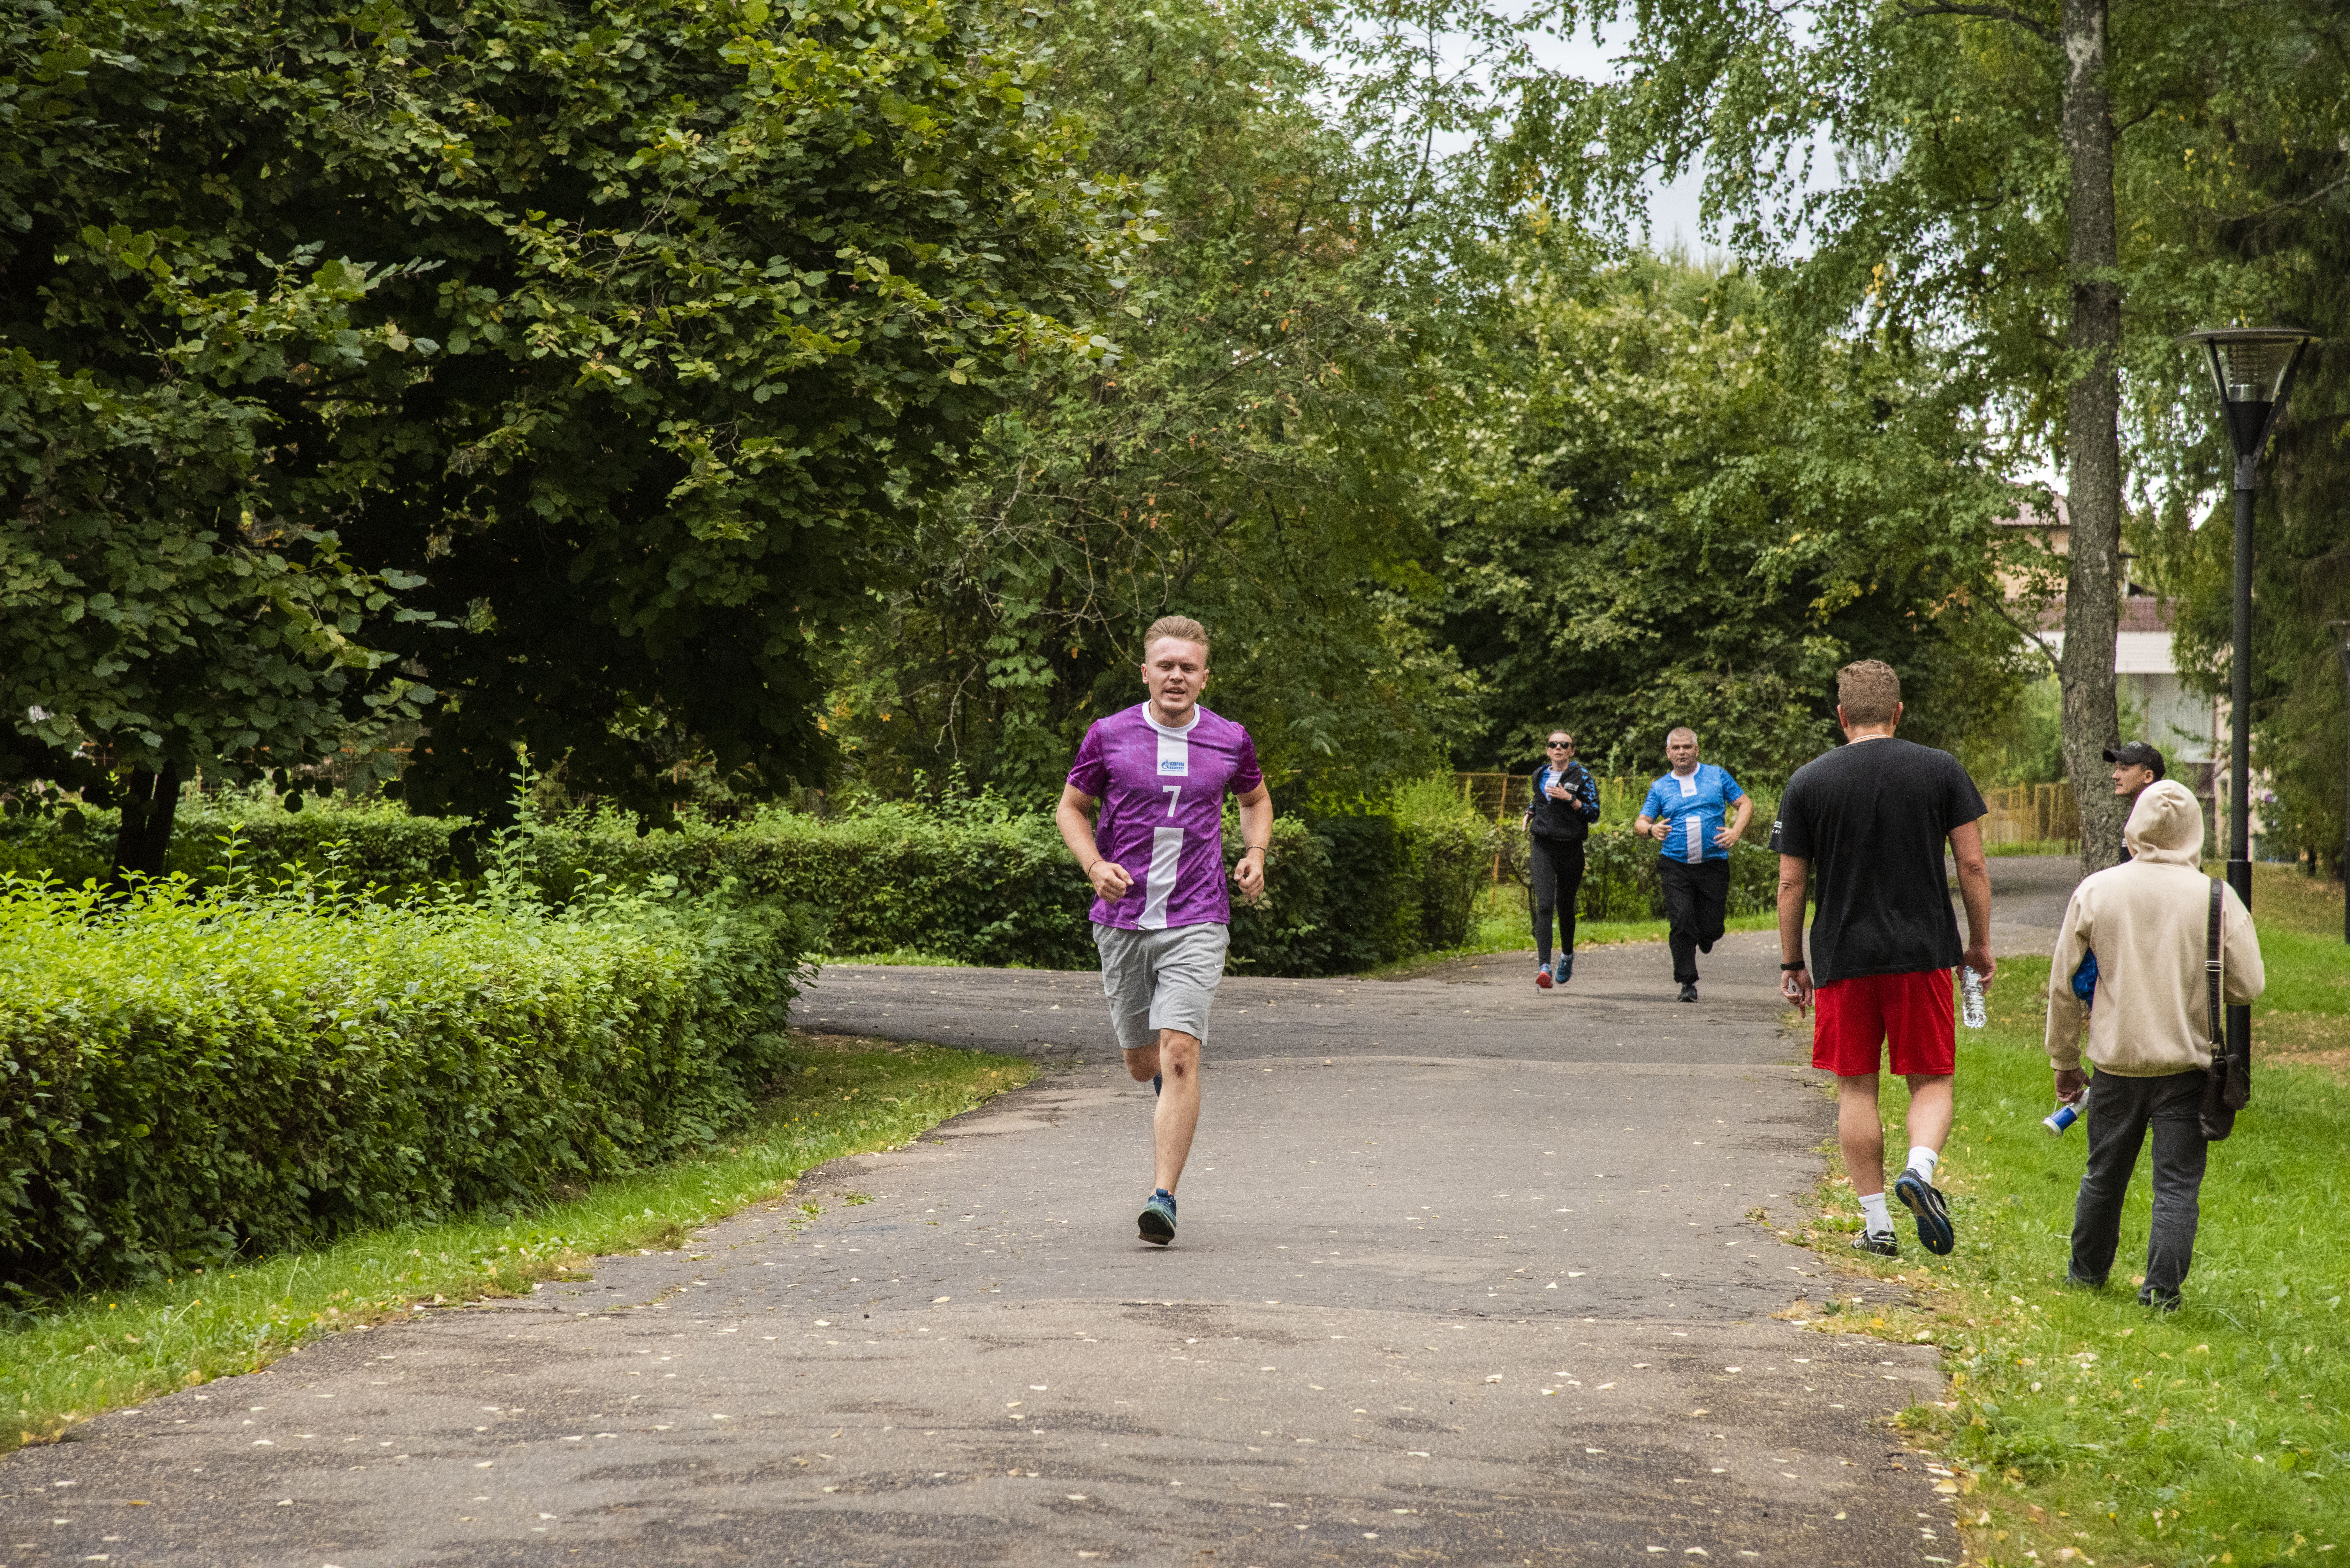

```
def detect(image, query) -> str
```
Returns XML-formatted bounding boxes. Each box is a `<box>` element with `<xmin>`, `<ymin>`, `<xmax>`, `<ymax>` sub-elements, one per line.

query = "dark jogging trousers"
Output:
<box><xmin>1658</xmin><ymin>857</ymin><xmax>1730</xmax><ymax>984</ymax></box>
<box><xmin>1528</xmin><ymin>835</ymin><xmax>1586</xmax><ymax>964</ymax></box>
<box><xmin>2068</xmin><ymin>1068</ymin><xmax>2209</xmax><ymax>1308</ymax></box>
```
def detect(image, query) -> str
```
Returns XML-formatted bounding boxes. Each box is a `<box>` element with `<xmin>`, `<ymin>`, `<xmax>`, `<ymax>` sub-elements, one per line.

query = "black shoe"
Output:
<box><xmin>1851</xmin><ymin>1230</ymin><xmax>1898</xmax><ymax>1258</ymax></box>
<box><xmin>1894</xmin><ymin>1168</ymin><xmax>1954</xmax><ymax>1255</ymax></box>
<box><xmin>2139</xmin><ymin>1287</ymin><xmax>2182</xmax><ymax>1312</ymax></box>
<box><xmin>1678</xmin><ymin>982</ymin><xmax>1699</xmax><ymax>1004</ymax></box>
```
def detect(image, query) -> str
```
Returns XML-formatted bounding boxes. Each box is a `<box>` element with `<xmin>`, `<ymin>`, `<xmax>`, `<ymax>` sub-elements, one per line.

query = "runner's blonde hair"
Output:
<box><xmin>1143</xmin><ymin>615</ymin><xmax>1210</xmax><ymax>661</ymax></box>
<box><xmin>1837</xmin><ymin>659</ymin><xmax>1902</xmax><ymax>726</ymax></box>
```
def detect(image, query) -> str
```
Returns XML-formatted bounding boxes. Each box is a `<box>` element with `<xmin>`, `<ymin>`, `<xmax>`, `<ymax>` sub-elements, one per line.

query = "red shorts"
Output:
<box><xmin>1812</xmin><ymin>969</ymin><xmax>1956</xmax><ymax>1077</ymax></box>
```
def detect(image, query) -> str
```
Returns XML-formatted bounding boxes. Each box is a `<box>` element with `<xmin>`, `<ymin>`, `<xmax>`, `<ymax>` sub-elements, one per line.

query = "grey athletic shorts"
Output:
<box><xmin>1092</xmin><ymin>921</ymin><xmax>1230</xmax><ymax>1052</ymax></box>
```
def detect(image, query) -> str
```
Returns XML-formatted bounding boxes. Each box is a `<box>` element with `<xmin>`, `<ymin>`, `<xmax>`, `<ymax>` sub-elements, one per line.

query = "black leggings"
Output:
<box><xmin>1528</xmin><ymin>835</ymin><xmax>1586</xmax><ymax>962</ymax></box>
<box><xmin>1658</xmin><ymin>857</ymin><xmax>1730</xmax><ymax>983</ymax></box>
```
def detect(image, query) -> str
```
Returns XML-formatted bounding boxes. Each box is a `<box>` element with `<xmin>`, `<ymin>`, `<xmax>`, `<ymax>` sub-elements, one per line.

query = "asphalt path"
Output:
<box><xmin>0</xmin><ymin>860</ymin><xmax>2087</xmax><ymax>1567</ymax></box>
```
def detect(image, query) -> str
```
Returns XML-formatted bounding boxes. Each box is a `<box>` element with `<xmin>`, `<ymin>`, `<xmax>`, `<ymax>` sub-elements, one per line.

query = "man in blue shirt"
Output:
<box><xmin>1634</xmin><ymin>727</ymin><xmax>1753</xmax><ymax>1002</ymax></box>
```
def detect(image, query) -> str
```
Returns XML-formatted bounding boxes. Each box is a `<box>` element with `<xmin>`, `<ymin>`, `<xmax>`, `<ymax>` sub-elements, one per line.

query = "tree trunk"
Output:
<box><xmin>106</xmin><ymin>763</ymin><xmax>184</xmax><ymax>890</ymax></box>
<box><xmin>2056</xmin><ymin>0</ymin><xmax>2127</xmax><ymax>877</ymax></box>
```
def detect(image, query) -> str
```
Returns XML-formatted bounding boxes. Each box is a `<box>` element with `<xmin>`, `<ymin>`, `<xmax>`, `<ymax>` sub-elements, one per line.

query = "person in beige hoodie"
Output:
<box><xmin>2046</xmin><ymin>778</ymin><xmax>2264</xmax><ymax>1309</ymax></box>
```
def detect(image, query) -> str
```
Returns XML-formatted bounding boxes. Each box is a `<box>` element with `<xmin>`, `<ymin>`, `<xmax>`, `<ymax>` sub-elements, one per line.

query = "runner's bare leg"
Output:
<box><xmin>1125</xmin><ymin>1029</ymin><xmax>1202</xmax><ymax>1193</ymax></box>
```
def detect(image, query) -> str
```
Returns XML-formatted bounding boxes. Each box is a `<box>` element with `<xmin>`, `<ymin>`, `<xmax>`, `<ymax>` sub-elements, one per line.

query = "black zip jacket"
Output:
<box><xmin>1524</xmin><ymin>760</ymin><xmax>1601</xmax><ymax>842</ymax></box>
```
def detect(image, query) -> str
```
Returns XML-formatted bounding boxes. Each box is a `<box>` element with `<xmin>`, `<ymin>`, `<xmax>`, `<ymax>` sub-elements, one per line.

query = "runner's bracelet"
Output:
<box><xmin>1780</xmin><ymin>960</ymin><xmax>1808</xmax><ymax>971</ymax></box>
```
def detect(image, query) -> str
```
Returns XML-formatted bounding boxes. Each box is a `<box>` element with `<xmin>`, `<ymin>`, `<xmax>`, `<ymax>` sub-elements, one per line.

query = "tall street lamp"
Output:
<box><xmin>2331</xmin><ymin>619</ymin><xmax>2350</xmax><ymax>945</ymax></box>
<box><xmin>2177</xmin><ymin>326</ymin><xmax>2319</xmax><ymax>1055</ymax></box>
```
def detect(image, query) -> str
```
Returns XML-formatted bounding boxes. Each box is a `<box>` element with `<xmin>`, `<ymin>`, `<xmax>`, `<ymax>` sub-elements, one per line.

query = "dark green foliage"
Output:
<box><xmin>0</xmin><ymin>788</ymin><xmax>1506</xmax><ymax>976</ymax></box>
<box><xmin>1422</xmin><ymin>256</ymin><xmax>2030</xmax><ymax>785</ymax></box>
<box><xmin>0</xmin><ymin>876</ymin><xmax>812</xmax><ymax>1296</ymax></box>
<box><xmin>828</xmin><ymin>0</ymin><xmax>1477</xmax><ymax>805</ymax></box>
<box><xmin>1</xmin><ymin>0</ymin><xmax>1127</xmax><ymax>846</ymax></box>
<box><xmin>2135</xmin><ymin>28</ymin><xmax>2350</xmax><ymax>872</ymax></box>
<box><xmin>0</xmin><ymin>795</ymin><xmax>463</xmax><ymax>890</ymax></box>
<box><xmin>1554</xmin><ymin>830</ymin><xmax>1780</xmax><ymax>925</ymax></box>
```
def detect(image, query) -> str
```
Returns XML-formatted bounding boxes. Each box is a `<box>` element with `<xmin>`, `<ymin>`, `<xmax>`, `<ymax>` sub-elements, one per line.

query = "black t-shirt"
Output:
<box><xmin>1769</xmin><ymin>737</ymin><xmax>1987</xmax><ymax>984</ymax></box>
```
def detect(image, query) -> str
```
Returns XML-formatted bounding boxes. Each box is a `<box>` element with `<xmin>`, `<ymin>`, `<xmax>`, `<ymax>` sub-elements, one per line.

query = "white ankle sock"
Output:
<box><xmin>1860</xmin><ymin>1192</ymin><xmax>1893</xmax><ymax>1234</ymax></box>
<box><xmin>1907</xmin><ymin>1145</ymin><xmax>1940</xmax><ymax>1181</ymax></box>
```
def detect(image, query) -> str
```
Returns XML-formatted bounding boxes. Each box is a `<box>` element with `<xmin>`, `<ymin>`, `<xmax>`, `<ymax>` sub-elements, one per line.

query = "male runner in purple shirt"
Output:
<box><xmin>1057</xmin><ymin>615</ymin><xmax>1273</xmax><ymax>1245</ymax></box>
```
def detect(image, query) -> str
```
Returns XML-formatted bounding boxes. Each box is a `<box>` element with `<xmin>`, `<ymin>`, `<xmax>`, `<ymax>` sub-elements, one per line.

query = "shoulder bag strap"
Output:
<box><xmin>2206</xmin><ymin>878</ymin><xmax>2224</xmax><ymax>1056</ymax></box>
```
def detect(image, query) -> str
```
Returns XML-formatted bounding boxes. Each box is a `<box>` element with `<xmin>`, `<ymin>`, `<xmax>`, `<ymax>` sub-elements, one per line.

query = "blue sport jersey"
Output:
<box><xmin>1640</xmin><ymin>763</ymin><xmax>1746</xmax><ymax>864</ymax></box>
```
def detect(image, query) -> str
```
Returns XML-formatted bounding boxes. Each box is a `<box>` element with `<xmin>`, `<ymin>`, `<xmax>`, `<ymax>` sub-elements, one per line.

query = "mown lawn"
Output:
<box><xmin>1785</xmin><ymin>864</ymin><xmax>2348</xmax><ymax>1568</ymax></box>
<box><xmin>2</xmin><ymin>1035</ymin><xmax>1032</xmax><ymax>1450</ymax></box>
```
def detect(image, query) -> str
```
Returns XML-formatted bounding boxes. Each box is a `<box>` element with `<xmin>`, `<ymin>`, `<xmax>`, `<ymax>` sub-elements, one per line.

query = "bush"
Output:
<box><xmin>0</xmin><ymin>794</ymin><xmax>464</xmax><ymax>891</ymax></box>
<box><xmin>0</xmin><ymin>779</ymin><xmax>1511</xmax><ymax>979</ymax></box>
<box><xmin>0</xmin><ymin>873</ymin><xmax>811</xmax><ymax>1295</ymax></box>
<box><xmin>1523</xmin><ymin>827</ymin><xmax>1781</xmax><ymax>923</ymax></box>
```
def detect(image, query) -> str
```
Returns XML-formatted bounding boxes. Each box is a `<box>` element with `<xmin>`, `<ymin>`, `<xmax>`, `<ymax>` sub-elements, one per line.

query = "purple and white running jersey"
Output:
<box><xmin>1066</xmin><ymin>703</ymin><xmax>1264</xmax><ymax>931</ymax></box>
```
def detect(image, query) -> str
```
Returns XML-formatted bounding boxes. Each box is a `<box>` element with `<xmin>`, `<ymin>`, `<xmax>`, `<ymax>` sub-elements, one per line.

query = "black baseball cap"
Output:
<box><xmin>2103</xmin><ymin>740</ymin><xmax>2165</xmax><ymax>777</ymax></box>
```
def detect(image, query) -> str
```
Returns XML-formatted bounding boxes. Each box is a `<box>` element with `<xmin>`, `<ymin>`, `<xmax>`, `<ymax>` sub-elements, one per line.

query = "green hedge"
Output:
<box><xmin>0</xmin><ymin>796</ymin><xmax>463</xmax><ymax>890</ymax></box>
<box><xmin>0</xmin><ymin>874</ymin><xmax>810</xmax><ymax>1295</ymax></box>
<box><xmin>1563</xmin><ymin>827</ymin><xmax>1781</xmax><ymax>920</ymax></box>
<box><xmin>0</xmin><ymin>788</ymin><xmax>1506</xmax><ymax>977</ymax></box>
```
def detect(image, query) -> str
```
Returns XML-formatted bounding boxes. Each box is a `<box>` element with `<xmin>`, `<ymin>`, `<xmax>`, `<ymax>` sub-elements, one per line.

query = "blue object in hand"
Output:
<box><xmin>2071</xmin><ymin>950</ymin><xmax>2098</xmax><ymax>1008</ymax></box>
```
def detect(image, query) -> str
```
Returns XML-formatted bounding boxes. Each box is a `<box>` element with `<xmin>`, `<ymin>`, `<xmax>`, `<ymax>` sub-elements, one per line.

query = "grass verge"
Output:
<box><xmin>0</xmin><ymin>1033</ymin><xmax>1032</xmax><ymax>1452</ymax></box>
<box><xmin>1777</xmin><ymin>884</ymin><xmax>2348</xmax><ymax>1568</ymax></box>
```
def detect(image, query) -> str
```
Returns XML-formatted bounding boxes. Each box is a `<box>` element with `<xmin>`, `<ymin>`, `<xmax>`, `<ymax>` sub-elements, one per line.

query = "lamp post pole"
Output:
<box><xmin>2178</xmin><ymin>326</ymin><xmax>2318</xmax><ymax>1064</ymax></box>
<box><xmin>2332</xmin><ymin>620</ymin><xmax>2350</xmax><ymax>945</ymax></box>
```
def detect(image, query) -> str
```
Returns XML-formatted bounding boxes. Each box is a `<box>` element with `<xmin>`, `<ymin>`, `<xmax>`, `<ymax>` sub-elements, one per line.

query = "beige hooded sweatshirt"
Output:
<box><xmin>2046</xmin><ymin>779</ymin><xmax>2263</xmax><ymax>1076</ymax></box>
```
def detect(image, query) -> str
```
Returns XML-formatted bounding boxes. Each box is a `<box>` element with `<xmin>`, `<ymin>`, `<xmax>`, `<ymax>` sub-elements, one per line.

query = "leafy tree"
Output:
<box><xmin>1422</xmin><ymin>253</ymin><xmax>2032</xmax><ymax>785</ymax></box>
<box><xmin>2133</xmin><ymin>1</ymin><xmax>2350</xmax><ymax>875</ymax></box>
<box><xmin>826</xmin><ymin>0</ymin><xmax>1481</xmax><ymax>804</ymax></box>
<box><xmin>1</xmin><ymin>0</ymin><xmax>1130</xmax><ymax>868</ymax></box>
<box><xmin>1494</xmin><ymin>0</ymin><xmax>2295</xmax><ymax>868</ymax></box>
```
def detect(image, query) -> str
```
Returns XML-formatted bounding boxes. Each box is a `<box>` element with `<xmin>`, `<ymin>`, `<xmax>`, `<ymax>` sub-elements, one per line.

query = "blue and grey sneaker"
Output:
<box><xmin>1137</xmin><ymin>1188</ymin><xmax>1178</xmax><ymax>1246</ymax></box>
<box><xmin>1554</xmin><ymin>953</ymin><xmax>1573</xmax><ymax>984</ymax></box>
<box><xmin>1894</xmin><ymin>1168</ymin><xmax>1954</xmax><ymax>1255</ymax></box>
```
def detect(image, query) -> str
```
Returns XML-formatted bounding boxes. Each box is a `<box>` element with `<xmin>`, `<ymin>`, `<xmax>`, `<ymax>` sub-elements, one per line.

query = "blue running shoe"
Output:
<box><xmin>1554</xmin><ymin>953</ymin><xmax>1573</xmax><ymax>984</ymax></box>
<box><xmin>1137</xmin><ymin>1188</ymin><xmax>1177</xmax><ymax>1246</ymax></box>
<box><xmin>1894</xmin><ymin>1168</ymin><xmax>1954</xmax><ymax>1255</ymax></box>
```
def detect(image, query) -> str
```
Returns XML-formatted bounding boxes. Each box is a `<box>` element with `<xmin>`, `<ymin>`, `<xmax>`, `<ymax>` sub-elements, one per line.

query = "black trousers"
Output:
<box><xmin>2068</xmin><ymin>1068</ymin><xmax>2210</xmax><ymax>1307</ymax></box>
<box><xmin>1658</xmin><ymin>857</ymin><xmax>1730</xmax><ymax>984</ymax></box>
<box><xmin>1528</xmin><ymin>835</ymin><xmax>1586</xmax><ymax>962</ymax></box>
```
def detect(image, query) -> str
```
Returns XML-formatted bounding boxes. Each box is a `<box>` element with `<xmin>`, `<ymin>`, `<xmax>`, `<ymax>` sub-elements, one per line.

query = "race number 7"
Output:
<box><xmin>1163</xmin><ymin>785</ymin><xmax>1182</xmax><ymax>815</ymax></box>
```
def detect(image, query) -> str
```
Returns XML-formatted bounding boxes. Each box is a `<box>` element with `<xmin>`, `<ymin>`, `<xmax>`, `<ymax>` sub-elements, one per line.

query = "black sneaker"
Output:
<box><xmin>1678</xmin><ymin>982</ymin><xmax>1699</xmax><ymax>1004</ymax></box>
<box><xmin>1851</xmin><ymin>1230</ymin><xmax>1898</xmax><ymax>1258</ymax></box>
<box><xmin>1894</xmin><ymin>1168</ymin><xmax>1954</xmax><ymax>1255</ymax></box>
<box><xmin>1138</xmin><ymin>1188</ymin><xmax>1177</xmax><ymax>1246</ymax></box>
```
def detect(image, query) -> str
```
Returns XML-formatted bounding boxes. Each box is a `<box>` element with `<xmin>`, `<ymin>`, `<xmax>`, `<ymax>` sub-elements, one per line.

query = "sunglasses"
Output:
<box><xmin>1546</xmin><ymin>741</ymin><xmax>1573</xmax><ymax>749</ymax></box>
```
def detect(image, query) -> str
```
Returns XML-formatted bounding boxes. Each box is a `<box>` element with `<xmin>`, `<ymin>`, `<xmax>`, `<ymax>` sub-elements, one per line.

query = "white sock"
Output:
<box><xmin>1860</xmin><ymin>1192</ymin><xmax>1893</xmax><ymax>1234</ymax></box>
<box><xmin>1907</xmin><ymin>1145</ymin><xmax>1940</xmax><ymax>1181</ymax></box>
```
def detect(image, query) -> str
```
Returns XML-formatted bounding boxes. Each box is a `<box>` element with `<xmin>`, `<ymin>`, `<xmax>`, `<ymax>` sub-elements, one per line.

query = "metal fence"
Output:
<box><xmin>1978</xmin><ymin>781</ymin><xmax>2079</xmax><ymax>848</ymax></box>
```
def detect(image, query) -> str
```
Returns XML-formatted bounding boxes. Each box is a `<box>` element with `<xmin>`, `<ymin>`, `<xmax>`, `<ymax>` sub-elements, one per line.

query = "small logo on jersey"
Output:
<box><xmin>1158</xmin><ymin>758</ymin><xmax>1185</xmax><ymax>775</ymax></box>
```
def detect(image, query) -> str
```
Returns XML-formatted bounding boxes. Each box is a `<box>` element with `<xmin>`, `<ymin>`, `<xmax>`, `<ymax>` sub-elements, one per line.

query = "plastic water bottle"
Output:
<box><xmin>2043</xmin><ymin>1098</ymin><xmax>2084</xmax><ymax>1136</ymax></box>
<box><xmin>1960</xmin><ymin>965</ymin><xmax>1987</xmax><ymax>1029</ymax></box>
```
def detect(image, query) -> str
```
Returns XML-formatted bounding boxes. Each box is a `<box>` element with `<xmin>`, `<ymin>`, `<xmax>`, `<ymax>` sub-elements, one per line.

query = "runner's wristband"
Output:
<box><xmin>1780</xmin><ymin>960</ymin><xmax>1808</xmax><ymax>971</ymax></box>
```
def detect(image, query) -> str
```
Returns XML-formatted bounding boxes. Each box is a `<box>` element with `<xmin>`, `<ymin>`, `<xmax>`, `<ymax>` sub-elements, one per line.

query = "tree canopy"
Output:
<box><xmin>823</xmin><ymin>0</ymin><xmax>1483</xmax><ymax>805</ymax></box>
<box><xmin>1420</xmin><ymin>251</ymin><xmax>2030</xmax><ymax>783</ymax></box>
<box><xmin>2</xmin><ymin>0</ymin><xmax>1134</xmax><ymax>859</ymax></box>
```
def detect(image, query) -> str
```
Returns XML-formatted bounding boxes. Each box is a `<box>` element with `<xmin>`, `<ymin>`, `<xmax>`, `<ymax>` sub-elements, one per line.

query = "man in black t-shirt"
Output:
<box><xmin>1772</xmin><ymin>660</ymin><xmax>1993</xmax><ymax>1260</ymax></box>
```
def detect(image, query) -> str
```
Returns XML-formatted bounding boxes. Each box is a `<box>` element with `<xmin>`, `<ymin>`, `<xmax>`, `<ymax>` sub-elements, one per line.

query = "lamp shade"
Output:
<box><xmin>2177</xmin><ymin>326</ymin><xmax>2320</xmax><ymax>459</ymax></box>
